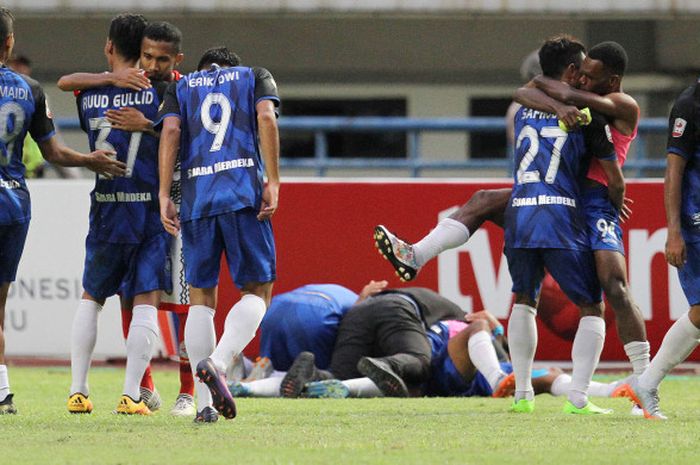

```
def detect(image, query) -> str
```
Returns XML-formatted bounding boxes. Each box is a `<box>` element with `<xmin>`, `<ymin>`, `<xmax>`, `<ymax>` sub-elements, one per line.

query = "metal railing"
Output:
<box><xmin>55</xmin><ymin>116</ymin><xmax>669</xmax><ymax>177</ymax></box>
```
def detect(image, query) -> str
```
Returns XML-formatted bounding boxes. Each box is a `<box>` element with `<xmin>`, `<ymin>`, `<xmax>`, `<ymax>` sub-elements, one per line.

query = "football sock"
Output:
<box><xmin>122</xmin><ymin>308</ymin><xmax>155</xmax><ymax>391</ymax></box>
<box><xmin>413</xmin><ymin>218</ymin><xmax>470</xmax><ymax>267</ymax></box>
<box><xmin>638</xmin><ymin>312</ymin><xmax>700</xmax><ymax>390</ymax></box>
<box><xmin>344</xmin><ymin>377</ymin><xmax>383</xmax><ymax>398</ymax></box>
<box><xmin>185</xmin><ymin>305</ymin><xmax>216</xmax><ymax>409</ymax></box>
<box><xmin>550</xmin><ymin>373</ymin><xmax>616</xmax><ymax>397</ymax></box>
<box><xmin>243</xmin><ymin>377</ymin><xmax>282</xmax><ymax>397</ymax></box>
<box><xmin>0</xmin><ymin>365</ymin><xmax>9</xmax><ymax>402</ymax></box>
<box><xmin>624</xmin><ymin>340</ymin><xmax>651</xmax><ymax>376</ymax></box>
<box><xmin>569</xmin><ymin>316</ymin><xmax>605</xmax><ymax>408</ymax></box>
<box><xmin>123</xmin><ymin>305</ymin><xmax>159</xmax><ymax>400</ymax></box>
<box><xmin>70</xmin><ymin>299</ymin><xmax>102</xmax><ymax>395</ymax></box>
<box><xmin>467</xmin><ymin>330</ymin><xmax>505</xmax><ymax>390</ymax></box>
<box><xmin>508</xmin><ymin>304</ymin><xmax>537</xmax><ymax>401</ymax></box>
<box><xmin>177</xmin><ymin>313</ymin><xmax>194</xmax><ymax>395</ymax></box>
<box><xmin>210</xmin><ymin>294</ymin><xmax>267</xmax><ymax>372</ymax></box>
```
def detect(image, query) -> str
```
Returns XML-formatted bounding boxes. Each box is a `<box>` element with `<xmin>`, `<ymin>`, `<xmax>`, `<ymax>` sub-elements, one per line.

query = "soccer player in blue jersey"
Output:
<box><xmin>158</xmin><ymin>46</ymin><xmax>280</xmax><ymax>422</ymax></box>
<box><xmin>621</xmin><ymin>78</ymin><xmax>700</xmax><ymax>420</ymax></box>
<box><xmin>65</xmin><ymin>13</ymin><xmax>173</xmax><ymax>416</ymax></box>
<box><xmin>0</xmin><ymin>8</ymin><xmax>126</xmax><ymax>415</ymax></box>
<box><xmin>505</xmin><ymin>35</ymin><xmax>624</xmax><ymax>415</ymax></box>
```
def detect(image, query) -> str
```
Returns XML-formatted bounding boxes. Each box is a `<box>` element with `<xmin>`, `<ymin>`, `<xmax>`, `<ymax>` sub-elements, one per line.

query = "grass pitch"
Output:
<box><xmin>2</xmin><ymin>366</ymin><xmax>699</xmax><ymax>465</ymax></box>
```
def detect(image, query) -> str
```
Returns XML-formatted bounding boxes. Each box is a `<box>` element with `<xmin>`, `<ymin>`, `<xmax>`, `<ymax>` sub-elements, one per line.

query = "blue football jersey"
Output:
<box><xmin>505</xmin><ymin>107</ymin><xmax>616</xmax><ymax>250</ymax></box>
<box><xmin>77</xmin><ymin>85</ymin><xmax>163</xmax><ymax>243</ymax></box>
<box><xmin>0</xmin><ymin>67</ymin><xmax>55</xmax><ymax>225</ymax></box>
<box><xmin>666</xmin><ymin>82</ymin><xmax>700</xmax><ymax>244</ymax></box>
<box><xmin>168</xmin><ymin>66</ymin><xmax>265</xmax><ymax>222</ymax></box>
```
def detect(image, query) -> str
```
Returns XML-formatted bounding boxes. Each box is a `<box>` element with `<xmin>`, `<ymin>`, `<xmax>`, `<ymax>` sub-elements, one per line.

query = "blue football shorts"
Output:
<box><xmin>583</xmin><ymin>186</ymin><xmax>625</xmax><ymax>255</ymax></box>
<box><xmin>181</xmin><ymin>208</ymin><xmax>276</xmax><ymax>289</ymax></box>
<box><xmin>678</xmin><ymin>240</ymin><xmax>700</xmax><ymax>306</ymax></box>
<box><xmin>0</xmin><ymin>220</ymin><xmax>30</xmax><ymax>283</ymax></box>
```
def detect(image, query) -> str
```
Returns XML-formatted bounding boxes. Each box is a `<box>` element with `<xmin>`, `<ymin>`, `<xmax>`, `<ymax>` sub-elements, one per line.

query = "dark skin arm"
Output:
<box><xmin>513</xmin><ymin>85</ymin><xmax>583</xmax><ymax>130</ymax></box>
<box><xmin>57</xmin><ymin>69</ymin><xmax>151</xmax><ymax>92</ymax></box>
<box><xmin>158</xmin><ymin>116</ymin><xmax>181</xmax><ymax>236</ymax></box>
<box><xmin>104</xmin><ymin>107</ymin><xmax>157</xmax><ymax>137</ymax></box>
<box><xmin>665</xmin><ymin>153</ymin><xmax>687</xmax><ymax>268</ymax></box>
<box><xmin>256</xmin><ymin>99</ymin><xmax>281</xmax><ymax>221</ymax></box>
<box><xmin>37</xmin><ymin>136</ymin><xmax>126</xmax><ymax>177</ymax></box>
<box><xmin>597</xmin><ymin>158</ymin><xmax>626</xmax><ymax>214</ymax></box>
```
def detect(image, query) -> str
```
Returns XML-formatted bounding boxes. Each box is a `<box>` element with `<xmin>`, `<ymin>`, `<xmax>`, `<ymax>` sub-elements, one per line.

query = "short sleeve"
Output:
<box><xmin>583</xmin><ymin>111</ymin><xmax>616</xmax><ymax>161</ymax></box>
<box><xmin>666</xmin><ymin>85</ymin><xmax>696</xmax><ymax>159</ymax></box>
<box><xmin>26</xmin><ymin>78</ymin><xmax>56</xmax><ymax>142</ymax></box>
<box><xmin>154</xmin><ymin>81</ymin><xmax>181</xmax><ymax>129</ymax></box>
<box><xmin>253</xmin><ymin>67</ymin><xmax>280</xmax><ymax>110</ymax></box>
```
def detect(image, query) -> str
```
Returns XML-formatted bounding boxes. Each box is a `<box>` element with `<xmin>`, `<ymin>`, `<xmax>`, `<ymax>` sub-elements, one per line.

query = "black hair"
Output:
<box><xmin>197</xmin><ymin>46</ymin><xmax>241</xmax><ymax>71</ymax></box>
<box><xmin>0</xmin><ymin>7</ymin><xmax>14</xmax><ymax>41</ymax></box>
<box><xmin>587</xmin><ymin>41</ymin><xmax>628</xmax><ymax>77</ymax></box>
<box><xmin>10</xmin><ymin>54</ymin><xmax>30</xmax><ymax>68</ymax></box>
<box><xmin>143</xmin><ymin>21</ymin><xmax>182</xmax><ymax>54</ymax></box>
<box><xmin>108</xmin><ymin>13</ymin><xmax>148</xmax><ymax>62</ymax></box>
<box><xmin>538</xmin><ymin>34</ymin><xmax>586</xmax><ymax>79</ymax></box>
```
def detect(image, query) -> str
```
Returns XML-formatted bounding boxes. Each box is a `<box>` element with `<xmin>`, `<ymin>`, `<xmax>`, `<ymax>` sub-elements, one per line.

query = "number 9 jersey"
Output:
<box><xmin>505</xmin><ymin>107</ymin><xmax>617</xmax><ymax>251</ymax></box>
<box><xmin>156</xmin><ymin>66</ymin><xmax>280</xmax><ymax>222</ymax></box>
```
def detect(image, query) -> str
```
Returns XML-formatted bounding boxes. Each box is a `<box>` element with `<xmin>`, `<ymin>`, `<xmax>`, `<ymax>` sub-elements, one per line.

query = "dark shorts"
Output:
<box><xmin>0</xmin><ymin>221</ymin><xmax>29</xmax><ymax>283</ymax></box>
<box><xmin>83</xmin><ymin>232</ymin><xmax>172</xmax><ymax>300</ymax></box>
<box><xmin>678</xmin><ymin>241</ymin><xmax>700</xmax><ymax>306</ymax></box>
<box><xmin>181</xmin><ymin>208</ymin><xmax>275</xmax><ymax>289</ymax></box>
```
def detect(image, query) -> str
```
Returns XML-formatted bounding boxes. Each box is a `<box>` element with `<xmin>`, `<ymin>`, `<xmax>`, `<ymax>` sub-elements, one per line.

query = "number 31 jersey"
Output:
<box><xmin>157</xmin><ymin>66</ymin><xmax>280</xmax><ymax>222</ymax></box>
<box><xmin>504</xmin><ymin>107</ymin><xmax>616</xmax><ymax>251</ymax></box>
<box><xmin>77</xmin><ymin>82</ymin><xmax>165</xmax><ymax>243</ymax></box>
<box><xmin>0</xmin><ymin>67</ymin><xmax>56</xmax><ymax>225</ymax></box>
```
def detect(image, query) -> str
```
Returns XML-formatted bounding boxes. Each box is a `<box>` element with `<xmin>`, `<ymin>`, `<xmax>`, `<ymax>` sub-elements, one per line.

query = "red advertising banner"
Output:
<box><xmin>217</xmin><ymin>179</ymin><xmax>686</xmax><ymax>361</ymax></box>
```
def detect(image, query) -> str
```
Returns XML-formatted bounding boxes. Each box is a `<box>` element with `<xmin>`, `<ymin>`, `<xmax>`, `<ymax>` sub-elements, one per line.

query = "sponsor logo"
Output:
<box><xmin>672</xmin><ymin>118</ymin><xmax>687</xmax><ymax>138</ymax></box>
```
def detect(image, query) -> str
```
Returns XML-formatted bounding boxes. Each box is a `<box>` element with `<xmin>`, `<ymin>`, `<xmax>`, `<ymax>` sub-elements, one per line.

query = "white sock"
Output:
<box><xmin>343</xmin><ymin>377</ymin><xmax>384</xmax><ymax>398</ymax></box>
<box><xmin>210</xmin><ymin>294</ymin><xmax>267</xmax><ymax>372</ymax></box>
<box><xmin>468</xmin><ymin>330</ymin><xmax>505</xmax><ymax>390</ymax></box>
<box><xmin>185</xmin><ymin>305</ymin><xmax>216</xmax><ymax>410</ymax></box>
<box><xmin>550</xmin><ymin>373</ymin><xmax>616</xmax><ymax>397</ymax></box>
<box><xmin>122</xmin><ymin>305</ymin><xmax>159</xmax><ymax>400</ymax></box>
<box><xmin>638</xmin><ymin>313</ymin><xmax>700</xmax><ymax>390</ymax></box>
<box><xmin>243</xmin><ymin>377</ymin><xmax>282</xmax><ymax>397</ymax></box>
<box><xmin>0</xmin><ymin>365</ymin><xmax>9</xmax><ymax>401</ymax></box>
<box><xmin>624</xmin><ymin>341</ymin><xmax>651</xmax><ymax>375</ymax></box>
<box><xmin>507</xmin><ymin>304</ymin><xmax>537</xmax><ymax>401</ymax></box>
<box><xmin>568</xmin><ymin>316</ymin><xmax>605</xmax><ymax>408</ymax></box>
<box><xmin>70</xmin><ymin>299</ymin><xmax>102</xmax><ymax>395</ymax></box>
<box><xmin>413</xmin><ymin>218</ymin><xmax>470</xmax><ymax>267</ymax></box>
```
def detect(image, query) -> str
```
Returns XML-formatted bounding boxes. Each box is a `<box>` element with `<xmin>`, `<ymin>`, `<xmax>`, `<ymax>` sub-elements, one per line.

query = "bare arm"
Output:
<box><xmin>256</xmin><ymin>99</ymin><xmax>280</xmax><ymax>221</ymax></box>
<box><xmin>57</xmin><ymin>69</ymin><xmax>151</xmax><ymax>92</ymax></box>
<box><xmin>513</xmin><ymin>86</ymin><xmax>583</xmax><ymax>130</ymax></box>
<box><xmin>37</xmin><ymin>136</ymin><xmax>126</xmax><ymax>177</ymax></box>
<box><xmin>355</xmin><ymin>280</ymin><xmax>388</xmax><ymax>303</ymax></box>
<box><xmin>597</xmin><ymin>158</ymin><xmax>625</xmax><ymax>212</ymax></box>
<box><xmin>665</xmin><ymin>153</ymin><xmax>688</xmax><ymax>268</ymax></box>
<box><xmin>105</xmin><ymin>107</ymin><xmax>157</xmax><ymax>137</ymax></box>
<box><xmin>158</xmin><ymin>117</ymin><xmax>181</xmax><ymax>236</ymax></box>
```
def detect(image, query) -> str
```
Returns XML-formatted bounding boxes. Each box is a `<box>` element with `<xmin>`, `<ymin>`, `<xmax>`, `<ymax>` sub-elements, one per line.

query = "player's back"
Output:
<box><xmin>505</xmin><ymin>107</ymin><xmax>592</xmax><ymax>250</ymax></box>
<box><xmin>0</xmin><ymin>68</ymin><xmax>50</xmax><ymax>225</ymax></box>
<box><xmin>175</xmin><ymin>65</ymin><xmax>262</xmax><ymax>222</ymax></box>
<box><xmin>77</xmin><ymin>84</ymin><xmax>163</xmax><ymax>243</ymax></box>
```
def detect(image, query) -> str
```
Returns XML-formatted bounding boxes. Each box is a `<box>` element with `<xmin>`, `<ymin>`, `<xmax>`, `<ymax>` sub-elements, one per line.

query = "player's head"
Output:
<box><xmin>579</xmin><ymin>41</ymin><xmax>627</xmax><ymax>95</ymax></box>
<box><xmin>197</xmin><ymin>46</ymin><xmax>241</xmax><ymax>71</ymax></box>
<box><xmin>538</xmin><ymin>34</ymin><xmax>586</xmax><ymax>86</ymax></box>
<box><xmin>105</xmin><ymin>13</ymin><xmax>148</xmax><ymax>66</ymax></box>
<box><xmin>140</xmin><ymin>21</ymin><xmax>184</xmax><ymax>81</ymax></box>
<box><xmin>9</xmin><ymin>54</ymin><xmax>31</xmax><ymax>75</ymax></box>
<box><xmin>0</xmin><ymin>8</ymin><xmax>15</xmax><ymax>62</ymax></box>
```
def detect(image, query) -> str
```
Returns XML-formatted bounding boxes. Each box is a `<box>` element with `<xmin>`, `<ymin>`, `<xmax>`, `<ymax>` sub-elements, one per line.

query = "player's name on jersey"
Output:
<box><xmin>94</xmin><ymin>191</ymin><xmax>153</xmax><ymax>203</ymax></box>
<box><xmin>0</xmin><ymin>85</ymin><xmax>29</xmax><ymax>101</ymax></box>
<box><xmin>520</xmin><ymin>108</ymin><xmax>556</xmax><ymax>120</ymax></box>
<box><xmin>81</xmin><ymin>91</ymin><xmax>154</xmax><ymax>110</ymax></box>
<box><xmin>0</xmin><ymin>178</ymin><xmax>21</xmax><ymax>189</ymax></box>
<box><xmin>511</xmin><ymin>195</ymin><xmax>577</xmax><ymax>208</ymax></box>
<box><xmin>187</xmin><ymin>158</ymin><xmax>254</xmax><ymax>179</ymax></box>
<box><xmin>187</xmin><ymin>70</ymin><xmax>241</xmax><ymax>88</ymax></box>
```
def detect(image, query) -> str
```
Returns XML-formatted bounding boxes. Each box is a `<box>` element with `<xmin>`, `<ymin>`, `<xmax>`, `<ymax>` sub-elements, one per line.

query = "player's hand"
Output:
<box><xmin>257</xmin><ymin>181</ymin><xmax>279</xmax><ymax>221</ymax></box>
<box><xmin>620</xmin><ymin>197</ymin><xmax>634</xmax><ymax>223</ymax></box>
<box><xmin>666</xmin><ymin>231</ymin><xmax>687</xmax><ymax>268</ymax></box>
<box><xmin>556</xmin><ymin>105</ymin><xmax>583</xmax><ymax>130</ymax></box>
<box><xmin>85</xmin><ymin>149</ymin><xmax>126</xmax><ymax>178</ymax></box>
<box><xmin>111</xmin><ymin>68</ymin><xmax>151</xmax><ymax>91</ymax></box>
<box><xmin>160</xmin><ymin>196</ymin><xmax>180</xmax><ymax>236</ymax></box>
<box><xmin>105</xmin><ymin>107</ymin><xmax>152</xmax><ymax>132</ymax></box>
<box><xmin>357</xmin><ymin>280</ymin><xmax>388</xmax><ymax>302</ymax></box>
<box><xmin>465</xmin><ymin>310</ymin><xmax>501</xmax><ymax>331</ymax></box>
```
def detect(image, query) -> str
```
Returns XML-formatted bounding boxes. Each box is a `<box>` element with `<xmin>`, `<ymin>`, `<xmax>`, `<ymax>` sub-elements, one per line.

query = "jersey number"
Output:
<box><xmin>515</xmin><ymin>125</ymin><xmax>568</xmax><ymax>185</ymax></box>
<box><xmin>88</xmin><ymin>117</ymin><xmax>142</xmax><ymax>179</ymax></box>
<box><xmin>200</xmin><ymin>93</ymin><xmax>232</xmax><ymax>152</ymax></box>
<box><xmin>0</xmin><ymin>102</ymin><xmax>26</xmax><ymax>167</ymax></box>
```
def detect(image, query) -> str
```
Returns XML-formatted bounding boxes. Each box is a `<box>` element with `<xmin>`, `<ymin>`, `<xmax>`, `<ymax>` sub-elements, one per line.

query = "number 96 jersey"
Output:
<box><xmin>77</xmin><ymin>84</ymin><xmax>163</xmax><ymax>243</ymax></box>
<box><xmin>505</xmin><ymin>107</ymin><xmax>616</xmax><ymax>251</ymax></box>
<box><xmin>157</xmin><ymin>66</ymin><xmax>280</xmax><ymax>222</ymax></box>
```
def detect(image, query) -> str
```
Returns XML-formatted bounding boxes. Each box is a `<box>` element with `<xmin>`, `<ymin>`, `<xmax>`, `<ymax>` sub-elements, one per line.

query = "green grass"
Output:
<box><xmin>2</xmin><ymin>367</ymin><xmax>699</xmax><ymax>465</ymax></box>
